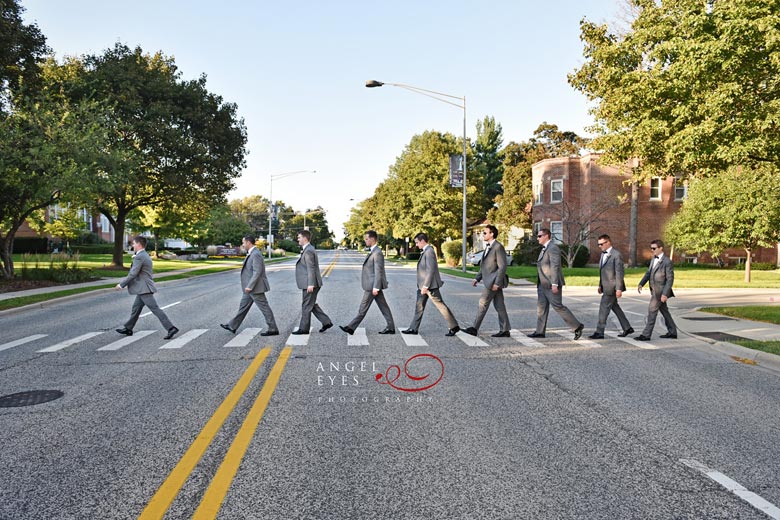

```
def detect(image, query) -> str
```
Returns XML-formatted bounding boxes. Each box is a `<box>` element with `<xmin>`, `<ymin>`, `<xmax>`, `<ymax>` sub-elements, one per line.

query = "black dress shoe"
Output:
<box><xmin>164</xmin><ymin>326</ymin><xmax>179</xmax><ymax>340</ymax></box>
<box><xmin>588</xmin><ymin>332</ymin><xmax>605</xmax><ymax>339</ymax></box>
<box><xmin>402</xmin><ymin>329</ymin><xmax>418</xmax><ymax>335</ymax></box>
<box><xmin>260</xmin><ymin>330</ymin><xmax>279</xmax><ymax>336</ymax></box>
<box><xmin>492</xmin><ymin>331</ymin><xmax>510</xmax><ymax>338</ymax></box>
<box><xmin>463</xmin><ymin>327</ymin><xmax>478</xmax><ymax>336</ymax></box>
<box><xmin>617</xmin><ymin>327</ymin><xmax>635</xmax><ymax>337</ymax></box>
<box><xmin>292</xmin><ymin>329</ymin><xmax>309</xmax><ymax>335</ymax></box>
<box><xmin>220</xmin><ymin>323</ymin><xmax>236</xmax><ymax>334</ymax></box>
<box><xmin>446</xmin><ymin>326</ymin><xmax>460</xmax><ymax>337</ymax></box>
<box><xmin>116</xmin><ymin>328</ymin><xmax>133</xmax><ymax>336</ymax></box>
<box><xmin>378</xmin><ymin>328</ymin><xmax>395</xmax><ymax>335</ymax></box>
<box><xmin>634</xmin><ymin>335</ymin><xmax>651</xmax><ymax>341</ymax></box>
<box><xmin>319</xmin><ymin>323</ymin><xmax>333</xmax><ymax>333</ymax></box>
<box><xmin>660</xmin><ymin>332</ymin><xmax>678</xmax><ymax>339</ymax></box>
<box><xmin>574</xmin><ymin>324</ymin><xmax>584</xmax><ymax>340</ymax></box>
<box><xmin>339</xmin><ymin>325</ymin><xmax>355</xmax><ymax>335</ymax></box>
<box><xmin>527</xmin><ymin>332</ymin><xmax>545</xmax><ymax>338</ymax></box>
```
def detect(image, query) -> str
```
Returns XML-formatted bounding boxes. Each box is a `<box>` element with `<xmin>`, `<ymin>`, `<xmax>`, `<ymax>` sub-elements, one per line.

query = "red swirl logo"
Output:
<box><xmin>375</xmin><ymin>354</ymin><xmax>444</xmax><ymax>392</ymax></box>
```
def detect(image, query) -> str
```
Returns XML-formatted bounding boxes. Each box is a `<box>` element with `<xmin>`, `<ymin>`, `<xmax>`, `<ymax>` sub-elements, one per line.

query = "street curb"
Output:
<box><xmin>0</xmin><ymin>268</ymin><xmax>239</xmax><ymax>317</ymax></box>
<box><xmin>687</xmin><ymin>332</ymin><xmax>780</xmax><ymax>374</ymax></box>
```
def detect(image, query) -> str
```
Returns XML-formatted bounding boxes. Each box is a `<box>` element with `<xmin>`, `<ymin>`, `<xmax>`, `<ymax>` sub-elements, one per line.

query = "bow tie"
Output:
<box><xmin>601</xmin><ymin>251</ymin><xmax>608</xmax><ymax>254</ymax></box>
<box><xmin>654</xmin><ymin>255</ymin><xmax>659</xmax><ymax>259</ymax></box>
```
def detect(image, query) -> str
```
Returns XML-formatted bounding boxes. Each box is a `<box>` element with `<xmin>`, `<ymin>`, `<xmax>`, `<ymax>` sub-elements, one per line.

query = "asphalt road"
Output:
<box><xmin>1</xmin><ymin>250</ymin><xmax>779</xmax><ymax>519</ymax></box>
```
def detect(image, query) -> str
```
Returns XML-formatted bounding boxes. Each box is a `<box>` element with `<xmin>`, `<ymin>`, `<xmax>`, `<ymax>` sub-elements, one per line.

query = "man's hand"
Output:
<box><xmin>552</xmin><ymin>285</ymin><xmax>559</xmax><ymax>294</ymax></box>
<box><xmin>115</xmin><ymin>283</ymin><xmax>122</xmax><ymax>291</ymax></box>
<box><xmin>491</xmin><ymin>284</ymin><xmax>500</xmax><ymax>292</ymax></box>
<box><xmin>616</xmin><ymin>290</ymin><xmax>622</xmax><ymax>298</ymax></box>
<box><xmin>597</xmin><ymin>287</ymin><xmax>603</xmax><ymax>295</ymax></box>
<box><xmin>245</xmin><ymin>287</ymin><xmax>251</xmax><ymax>293</ymax></box>
<box><xmin>307</xmin><ymin>285</ymin><xmax>314</xmax><ymax>294</ymax></box>
<box><xmin>637</xmin><ymin>285</ymin><xmax>643</xmax><ymax>294</ymax></box>
<box><xmin>472</xmin><ymin>280</ymin><xmax>478</xmax><ymax>287</ymax></box>
<box><xmin>660</xmin><ymin>295</ymin><xmax>668</xmax><ymax>303</ymax></box>
<box><xmin>421</xmin><ymin>286</ymin><xmax>429</xmax><ymax>295</ymax></box>
<box><xmin>372</xmin><ymin>289</ymin><xmax>379</xmax><ymax>296</ymax></box>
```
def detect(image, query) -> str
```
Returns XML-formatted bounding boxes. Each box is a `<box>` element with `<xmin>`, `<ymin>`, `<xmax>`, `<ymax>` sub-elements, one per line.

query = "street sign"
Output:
<box><xmin>449</xmin><ymin>154</ymin><xmax>463</xmax><ymax>188</ymax></box>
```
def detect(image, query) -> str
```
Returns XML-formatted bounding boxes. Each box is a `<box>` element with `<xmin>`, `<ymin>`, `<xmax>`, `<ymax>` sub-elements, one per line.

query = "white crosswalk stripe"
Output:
<box><xmin>158</xmin><ymin>329</ymin><xmax>208</xmax><ymax>349</ymax></box>
<box><xmin>456</xmin><ymin>331</ymin><xmax>489</xmax><ymax>347</ymax></box>
<box><xmin>551</xmin><ymin>330</ymin><xmax>602</xmax><ymax>348</ymax></box>
<box><xmin>37</xmin><ymin>332</ymin><xmax>104</xmax><ymax>353</ymax></box>
<box><xmin>0</xmin><ymin>334</ymin><xmax>47</xmax><ymax>352</ymax></box>
<box><xmin>286</xmin><ymin>332</ymin><xmax>310</xmax><ymax>345</ymax></box>
<box><xmin>347</xmin><ymin>327</ymin><xmax>370</xmax><ymax>346</ymax></box>
<box><xmin>140</xmin><ymin>301</ymin><xmax>181</xmax><ymax>318</ymax></box>
<box><xmin>224</xmin><ymin>328</ymin><xmax>262</xmax><ymax>348</ymax></box>
<box><xmin>398</xmin><ymin>329</ymin><xmax>428</xmax><ymax>347</ymax></box>
<box><xmin>510</xmin><ymin>329</ymin><xmax>544</xmax><ymax>348</ymax></box>
<box><xmin>98</xmin><ymin>330</ymin><xmax>156</xmax><ymax>351</ymax></box>
<box><xmin>606</xmin><ymin>330</ymin><xmax>659</xmax><ymax>350</ymax></box>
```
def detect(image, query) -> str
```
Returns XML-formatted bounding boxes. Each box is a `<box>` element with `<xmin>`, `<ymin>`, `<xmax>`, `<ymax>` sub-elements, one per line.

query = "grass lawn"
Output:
<box><xmin>699</xmin><ymin>306</ymin><xmax>780</xmax><ymax>325</ymax></box>
<box><xmin>731</xmin><ymin>339</ymin><xmax>780</xmax><ymax>356</ymax></box>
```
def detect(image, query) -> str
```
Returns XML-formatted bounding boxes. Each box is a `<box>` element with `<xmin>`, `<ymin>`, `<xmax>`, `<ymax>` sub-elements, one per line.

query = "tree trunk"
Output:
<box><xmin>154</xmin><ymin>232</ymin><xmax>160</xmax><ymax>258</ymax></box>
<box><xmin>0</xmin><ymin>235</ymin><xmax>14</xmax><ymax>279</ymax></box>
<box><xmin>744</xmin><ymin>248</ymin><xmax>752</xmax><ymax>283</ymax></box>
<box><xmin>628</xmin><ymin>181</ymin><xmax>639</xmax><ymax>267</ymax></box>
<box><xmin>112</xmin><ymin>211</ymin><xmax>128</xmax><ymax>268</ymax></box>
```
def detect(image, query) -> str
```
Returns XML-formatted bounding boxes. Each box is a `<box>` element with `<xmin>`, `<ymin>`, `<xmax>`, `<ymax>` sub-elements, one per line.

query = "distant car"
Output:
<box><xmin>467</xmin><ymin>250</ymin><xmax>484</xmax><ymax>266</ymax></box>
<box><xmin>337</xmin><ymin>245</ymin><xmax>347</xmax><ymax>250</ymax></box>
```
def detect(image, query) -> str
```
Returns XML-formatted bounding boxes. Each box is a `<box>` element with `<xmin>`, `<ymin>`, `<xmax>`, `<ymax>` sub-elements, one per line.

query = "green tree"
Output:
<box><xmin>473</xmin><ymin>115</ymin><xmax>504</xmax><ymax>212</ymax></box>
<box><xmin>569</xmin><ymin>0</ymin><xmax>780</xmax><ymax>179</ymax></box>
<box><xmin>45</xmin><ymin>206</ymin><xmax>86</xmax><ymax>251</ymax></box>
<box><xmin>46</xmin><ymin>43</ymin><xmax>248</xmax><ymax>267</ymax></box>
<box><xmin>185</xmin><ymin>204</ymin><xmax>251</xmax><ymax>249</ymax></box>
<box><xmin>134</xmin><ymin>200</ymin><xmax>209</xmax><ymax>255</ymax></box>
<box><xmin>229</xmin><ymin>195</ymin><xmax>271</xmax><ymax>237</ymax></box>
<box><xmin>665</xmin><ymin>165</ymin><xmax>780</xmax><ymax>283</ymax></box>
<box><xmin>0</xmin><ymin>0</ymin><xmax>48</xmax><ymax>110</ymax></box>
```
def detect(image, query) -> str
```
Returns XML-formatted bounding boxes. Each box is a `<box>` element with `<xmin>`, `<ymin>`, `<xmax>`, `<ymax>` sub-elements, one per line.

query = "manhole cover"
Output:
<box><xmin>0</xmin><ymin>390</ymin><xmax>64</xmax><ymax>408</ymax></box>
<box><xmin>684</xmin><ymin>317</ymin><xmax>737</xmax><ymax>321</ymax></box>
<box><xmin>694</xmin><ymin>332</ymin><xmax>747</xmax><ymax>342</ymax></box>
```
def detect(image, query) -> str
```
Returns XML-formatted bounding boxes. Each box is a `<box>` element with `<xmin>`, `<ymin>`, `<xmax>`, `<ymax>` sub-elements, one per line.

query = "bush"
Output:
<box><xmin>12</xmin><ymin>237</ymin><xmax>48</xmax><ymax>254</ymax></box>
<box><xmin>737</xmin><ymin>262</ymin><xmax>777</xmax><ymax>271</ymax></box>
<box><xmin>71</xmin><ymin>244</ymin><xmax>115</xmax><ymax>254</ymax></box>
<box><xmin>441</xmin><ymin>240</ymin><xmax>463</xmax><ymax>267</ymax></box>
<box><xmin>406</xmin><ymin>252</ymin><xmax>421</xmax><ymax>261</ymax></box>
<box><xmin>560</xmin><ymin>244</ymin><xmax>590</xmax><ymax>268</ymax></box>
<box><xmin>206</xmin><ymin>245</ymin><xmax>219</xmax><ymax>256</ymax></box>
<box><xmin>277</xmin><ymin>239</ymin><xmax>300</xmax><ymax>254</ymax></box>
<box><xmin>19</xmin><ymin>253</ymin><xmax>96</xmax><ymax>283</ymax></box>
<box><xmin>512</xmin><ymin>236</ymin><xmax>542</xmax><ymax>266</ymax></box>
<box><xmin>272</xmin><ymin>248</ymin><xmax>286</xmax><ymax>257</ymax></box>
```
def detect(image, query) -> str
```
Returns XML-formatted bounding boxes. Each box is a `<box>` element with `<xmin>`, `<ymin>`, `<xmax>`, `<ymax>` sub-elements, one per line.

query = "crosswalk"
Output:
<box><xmin>0</xmin><ymin>326</ymin><xmax>660</xmax><ymax>356</ymax></box>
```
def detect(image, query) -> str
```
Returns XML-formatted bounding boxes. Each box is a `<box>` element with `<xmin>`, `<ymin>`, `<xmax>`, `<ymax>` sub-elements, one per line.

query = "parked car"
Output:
<box><xmin>466</xmin><ymin>250</ymin><xmax>484</xmax><ymax>266</ymax></box>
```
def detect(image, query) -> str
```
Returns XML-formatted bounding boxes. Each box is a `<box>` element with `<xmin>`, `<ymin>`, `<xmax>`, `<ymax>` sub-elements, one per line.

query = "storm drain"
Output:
<box><xmin>694</xmin><ymin>332</ymin><xmax>748</xmax><ymax>343</ymax></box>
<box><xmin>0</xmin><ymin>390</ymin><xmax>64</xmax><ymax>408</ymax></box>
<box><xmin>683</xmin><ymin>317</ymin><xmax>737</xmax><ymax>321</ymax></box>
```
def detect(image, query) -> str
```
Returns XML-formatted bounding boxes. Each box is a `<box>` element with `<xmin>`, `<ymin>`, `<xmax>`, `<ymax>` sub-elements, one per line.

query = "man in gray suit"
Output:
<box><xmin>340</xmin><ymin>230</ymin><xmax>395</xmax><ymax>335</ymax></box>
<box><xmin>220</xmin><ymin>235</ymin><xmax>278</xmax><ymax>336</ymax></box>
<box><xmin>635</xmin><ymin>239</ymin><xmax>677</xmax><ymax>340</ymax></box>
<box><xmin>293</xmin><ymin>229</ymin><xmax>333</xmax><ymax>335</ymax></box>
<box><xmin>463</xmin><ymin>225</ymin><xmax>511</xmax><ymax>337</ymax></box>
<box><xmin>589</xmin><ymin>234</ymin><xmax>633</xmax><ymax>339</ymax></box>
<box><xmin>529</xmin><ymin>228</ymin><xmax>584</xmax><ymax>340</ymax></box>
<box><xmin>115</xmin><ymin>235</ymin><xmax>178</xmax><ymax>339</ymax></box>
<box><xmin>402</xmin><ymin>232</ymin><xmax>459</xmax><ymax>336</ymax></box>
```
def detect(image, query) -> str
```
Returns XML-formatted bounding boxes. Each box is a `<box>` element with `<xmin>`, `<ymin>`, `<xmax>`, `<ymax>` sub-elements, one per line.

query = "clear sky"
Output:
<box><xmin>23</xmin><ymin>0</ymin><xmax>620</xmax><ymax>240</ymax></box>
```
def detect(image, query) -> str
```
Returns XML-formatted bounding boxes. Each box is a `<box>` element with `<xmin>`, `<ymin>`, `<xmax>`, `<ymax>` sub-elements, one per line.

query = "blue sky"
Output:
<box><xmin>23</xmin><ymin>0</ymin><xmax>620</xmax><ymax>239</ymax></box>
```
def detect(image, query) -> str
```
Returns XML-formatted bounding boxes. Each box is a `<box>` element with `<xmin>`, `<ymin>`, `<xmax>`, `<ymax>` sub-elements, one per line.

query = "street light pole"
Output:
<box><xmin>365</xmin><ymin>80</ymin><xmax>468</xmax><ymax>273</ymax></box>
<box><xmin>267</xmin><ymin>170</ymin><xmax>316</xmax><ymax>259</ymax></box>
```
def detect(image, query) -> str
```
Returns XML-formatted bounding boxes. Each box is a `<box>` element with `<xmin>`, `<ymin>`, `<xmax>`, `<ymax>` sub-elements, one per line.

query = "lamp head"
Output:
<box><xmin>365</xmin><ymin>80</ymin><xmax>384</xmax><ymax>88</ymax></box>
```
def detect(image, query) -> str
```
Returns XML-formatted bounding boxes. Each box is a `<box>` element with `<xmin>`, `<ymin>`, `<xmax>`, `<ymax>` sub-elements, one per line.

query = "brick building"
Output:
<box><xmin>531</xmin><ymin>154</ymin><xmax>778</xmax><ymax>266</ymax></box>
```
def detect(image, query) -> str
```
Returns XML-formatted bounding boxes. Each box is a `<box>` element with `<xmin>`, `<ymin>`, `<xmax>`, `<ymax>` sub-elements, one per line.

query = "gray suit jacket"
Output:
<box><xmin>241</xmin><ymin>247</ymin><xmax>270</xmax><ymax>294</ymax></box>
<box><xmin>476</xmin><ymin>240</ymin><xmax>509</xmax><ymax>289</ymax></box>
<box><xmin>599</xmin><ymin>247</ymin><xmax>627</xmax><ymax>294</ymax></box>
<box><xmin>417</xmin><ymin>245</ymin><xmax>443</xmax><ymax>289</ymax></box>
<box><xmin>362</xmin><ymin>246</ymin><xmax>388</xmax><ymax>291</ymax></box>
<box><xmin>295</xmin><ymin>244</ymin><xmax>323</xmax><ymax>289</ymax></box>
<box><xmin>119</xmin><ymin>249</ymin><xmax>156</xmax><ymax>295</ymax></box>
<box><xmin>537</xmin><ymin>241</ymin><xmax>565</xmax><ymax>288</ymax></box>
<box><xmin>639</xmin><ymin>254</ymin><xmax>675</xmax><ymax>298</ymax></box>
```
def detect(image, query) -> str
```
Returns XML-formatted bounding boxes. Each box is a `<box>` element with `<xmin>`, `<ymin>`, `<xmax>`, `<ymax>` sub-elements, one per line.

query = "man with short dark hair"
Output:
<box><xmin>402</xmin><ymin>232</ymin><xmax>460</xmax><ymax>336</ymax></box>
<box><xmin>589</xmin><ymin>234</ymin><xmax>633</xmax><ymax>339</ymax></box>
<box><xmin>341</xmin><ymin>230</ymin><xmax>395</xmax><ymax>335</ymax></box>
<box><xmin>115</xmin><ymin>235</ymin><xmax>179</xmax><ymax>340</ymax></box>
<box><xmin>220</xmin><ymin>235</ymin><xmax>278</xmax><ymax>336</ymax></box>
<box><xmin>293</xmin><ymin>230</ymin><xmax>333</xmax><ymax>334</ymax></box>
<box><xmin>635</xmin><ymin>239</ymin><xmax>677</xmax><ymax>341</ymax></box>
<box><xmin>529</xmin><ymin>228</ymin><xmax>583</xmax><ymax>340</ymax></box>
<box><xmin>463</xmin><ymin>225</ymin><xmax>511</xmax><ymax>337</ymax></box>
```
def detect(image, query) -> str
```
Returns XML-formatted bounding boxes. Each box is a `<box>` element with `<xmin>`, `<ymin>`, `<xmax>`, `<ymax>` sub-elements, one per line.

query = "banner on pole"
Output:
<box><xmin>449</xmin><ymin>154</ymin><xmax>464</xmax><ymax>188</ymax></box>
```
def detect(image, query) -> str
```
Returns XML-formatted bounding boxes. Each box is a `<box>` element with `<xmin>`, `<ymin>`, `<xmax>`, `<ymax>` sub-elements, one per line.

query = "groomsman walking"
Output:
<box><xmin>220</xmin><ymin>235</ymin><xmax>279</xmax><ymax>336</ymax></box>
<box><xmin>635</xmin><ymin>239</ymin><xmax>678</xmax><ymax>341</ymax></box>
<box><xmin>529</xmin><ymin>228</ymin><xmax>583</xmax><ymax>340</ymax></box>
<box><xmin>463</xmin><ymin>225</ymin><xmax>511</xmax><ymax>338</ymax></box>
<box><xmin>589</xmin><ymin>234</ymin><xmax>633</xmax><ymax>339</ymax></box>
<box><xmin>293</xmin><ymin>230</ymin><xmax>333</xmax><ymax>335</ymax></box>
<box><xmin>115</xmin><ymin>235</ymin><xmax>178</xmax><ymax>340</ymax></box>
<box><xmin>341</xmin><ymin>230</ymin><xmax>395</xmax><ymax>335</ymax></box>
<box><xmin>402</xmin><ymin>233</ymin><xmax>460</xmax><ymax>336</ymax></box>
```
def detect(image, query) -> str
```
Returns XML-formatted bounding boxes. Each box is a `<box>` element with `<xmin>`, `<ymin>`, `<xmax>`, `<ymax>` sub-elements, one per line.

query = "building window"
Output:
<box><xmin>674</xmin><ymin>179</ymin><xmax>688</xmax><ymax>201</ymax></box>
<box><xmin>550</xmin><ymin>221</ymin><xmax>563</xmax><ymax>243</ymax></box>
<box><xmin>533</xmin><ymin>222</ymin><xmax>542</xmax><ymax>238</ymax></box>
<box><xmin>550</xmin><ymin>179</ymin><xmax>563</xmax><ymax>203</ymax></box>
<box><xmin>650</xmin><ymin>177</ymin><xmax>662</xmax><ymax>200</ymax></box>
<box><xmin>534</xmin><ymin>183</ymin><xmax>543</xmax><ymax>204</ymax></box>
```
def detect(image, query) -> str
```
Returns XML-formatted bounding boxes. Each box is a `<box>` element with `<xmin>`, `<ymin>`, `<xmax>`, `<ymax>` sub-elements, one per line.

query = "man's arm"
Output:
<box><xmin>662</xmin><ymin>258</ymin><xmax>674</xmax><ymax>297</ymax></box>
<box><xmin>119</xmin><ymin>255</ymin><xmax>143</xmax><ymax>288</ymax></box>
<box><xmin>247</xmin><ymin>252</ymin><xmax>263</xmax><ymax>290</ymax></box>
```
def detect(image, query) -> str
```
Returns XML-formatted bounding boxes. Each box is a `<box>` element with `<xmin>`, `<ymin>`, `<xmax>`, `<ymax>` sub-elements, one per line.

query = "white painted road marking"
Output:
<box><xmin>456</xmin><ymin>331</ymin><xmax>489</xmax><ymax>347</ymax></box>
<box><xmin>510</xmin><ymin>329</ymin><xmax>544</xmax><ymax>348</ymax></box>
<box><xmin>286</xmin><ymin>332</ymin><xmax>310</xmax><ymax>346</ymax></box>
<box><xmin>159</xmin><ymin>329</ymin><xmax>208</xmax><ymax>349</ymax></box>
<box><xmin>0</xmin><ymin>334</ymin><xmax>47</xmax><ymax>352</ymax></box>
<box><xmin>551</xmin><ymin>330</ymin><xmax>601</xmax><ymax>348</ymax></box>
<box><xmin>224</xmin><ymin>328</ymin><xmax>262</xmax><ymax>348</ymax></box>
<box><xmin>606</xmin><ymin>331</ymin><xmax>659</xmax><ymax>350</ymax></box>
<box><xmin>37</xmin><ymin>332</ymin><xmax>104</xmax><ymax>353</ymax></box>
<box><xmin>680</xmin><ymin>459</ymin><xmax>780</xmax><ymax>519</ymax></box>
<box><xmin>140</xmin><ymin>301</ymin><xmax>181</xmax><ymax>318</ymax></box>
<box><xmin>398</xmin><ymin>329</ymin><xmax>428</xmax><ymax>347</ymax></box>
<box><xmin>347</xmin><ymin>327</ymin><xmax>370</xmax><ymax>346</ymax></box>
<box><xmin>98</xmin><ymin>330</ymin><xmax>156</xmax><ymax>351</ymax></box>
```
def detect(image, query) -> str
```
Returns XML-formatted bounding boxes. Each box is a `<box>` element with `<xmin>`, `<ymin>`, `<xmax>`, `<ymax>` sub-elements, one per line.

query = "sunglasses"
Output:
<box><xmin>650</xmin><ymin>246</ymin><xmax>658</xmax><ymax>250</ymax></box>
<box><xmin>537</xmin><ymin>234</ymin><xmax>544</xmax><ymax>238</ymax></box>
<box><xmin>597</xmin><ymin>242</ymin><xmax>607</xmax><ymax>246</ymax></box>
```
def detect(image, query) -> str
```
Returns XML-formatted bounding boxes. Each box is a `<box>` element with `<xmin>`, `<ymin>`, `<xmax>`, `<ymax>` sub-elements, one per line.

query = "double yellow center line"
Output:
<box><xmin>322</xmin><ymin>251</ymin><xmax>339</xmax><ymax>278</ymax></box>
<box><xmin>139</xmin><ymin>347</ymin><xmax>292</xmax><ymax>519</ymax></box>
